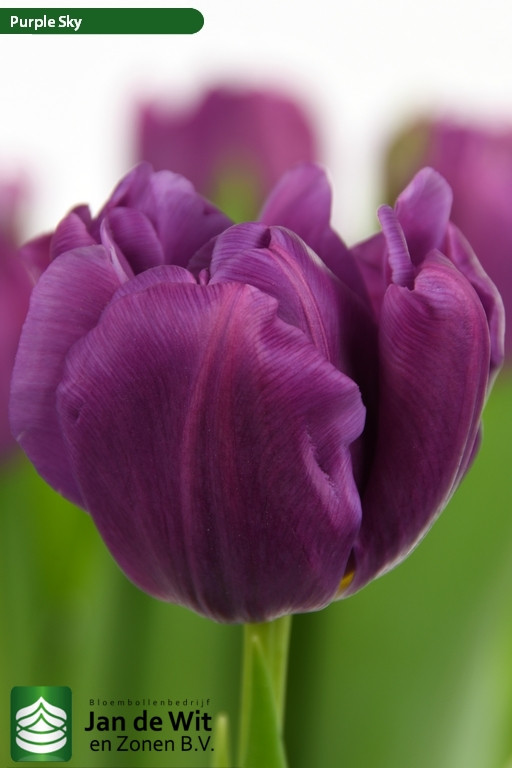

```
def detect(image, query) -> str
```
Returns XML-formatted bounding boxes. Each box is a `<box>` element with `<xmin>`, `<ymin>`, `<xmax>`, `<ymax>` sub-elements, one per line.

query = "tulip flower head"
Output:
<box><xmin>136</xmin><ymin>86</ymin><xmax>318</xmax><ymax>220</ymax></box>
<box><xmin>10</xmin><ymin>163</ymin><xmax>504</xmax><ymax>622</ymax></box>
<box><xmin>386</xmin><ymin>118</ymin><xmax>511</xmax><ymax>358</ymax></box>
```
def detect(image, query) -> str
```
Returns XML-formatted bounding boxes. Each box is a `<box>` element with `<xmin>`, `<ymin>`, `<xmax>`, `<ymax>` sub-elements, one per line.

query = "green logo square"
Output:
<box><xmin>11</xmin><ymin>686</ymin><xmax>72</xmax><ymax>762</ymax></box>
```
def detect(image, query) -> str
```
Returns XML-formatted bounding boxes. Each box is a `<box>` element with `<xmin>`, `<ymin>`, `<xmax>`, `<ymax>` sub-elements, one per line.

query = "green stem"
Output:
<box><xmin>211</xmin><ymin>713</ymin><xmax>231</xmax><ymax>768</ymax></box>
<box><xmin>238</xmin><ymin>615</ymin><xmax>292</xmax><ymax>768</ymax></box>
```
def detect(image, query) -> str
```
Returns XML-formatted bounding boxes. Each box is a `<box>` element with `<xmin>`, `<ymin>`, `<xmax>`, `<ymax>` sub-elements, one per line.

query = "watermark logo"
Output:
<box><xmin>11</xmin><ymin>687</ymin><xmax>71</xmax><ymax>762</ymax></box>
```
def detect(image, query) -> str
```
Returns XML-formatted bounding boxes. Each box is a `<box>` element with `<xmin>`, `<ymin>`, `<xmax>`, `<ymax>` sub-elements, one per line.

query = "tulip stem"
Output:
<box><xmin>211</xmin><ymin>713</ymin><xmax>231</xmax><ymax>768</ymax></box>
<box><xmin>238</xmin><ymin>615</ymin><xmax>291</xmax><ymax>768</ymax></box>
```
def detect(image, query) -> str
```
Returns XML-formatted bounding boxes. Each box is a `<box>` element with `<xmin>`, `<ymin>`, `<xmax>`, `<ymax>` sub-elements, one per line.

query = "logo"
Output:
<box><xmin>11</xmin><ymin>687</ymin><xmax>71</xmax><ymax>762</ymax></box>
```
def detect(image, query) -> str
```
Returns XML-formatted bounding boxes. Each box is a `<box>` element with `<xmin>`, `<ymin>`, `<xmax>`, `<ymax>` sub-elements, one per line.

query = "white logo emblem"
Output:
<box><xmin>15</xmin><ymin>696</ymin><xmax>68</xmax><ymax>754</ymax></box>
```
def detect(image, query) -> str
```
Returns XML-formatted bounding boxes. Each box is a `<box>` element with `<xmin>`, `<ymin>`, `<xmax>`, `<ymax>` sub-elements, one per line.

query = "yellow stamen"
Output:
<box><xmin>337</xmin><ymin>569</ymin><xmax>355</xmax><ymax>595</ymax></box>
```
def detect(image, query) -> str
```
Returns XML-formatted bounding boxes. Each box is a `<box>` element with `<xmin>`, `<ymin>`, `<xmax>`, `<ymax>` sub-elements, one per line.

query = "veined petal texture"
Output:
<box><xmin>57</xmin><ymin>279</ymin><xmax>365</xmax><ymax>622</ymax></box>
<box><xmin>350</xmin><ymin>252</ymin><xmax>492</xmax><ymax>590</ymax></box>
<box><xmin>10</xmin><ymin>246</ymin><xmax>127</xmax><ymax>504</ymax></box>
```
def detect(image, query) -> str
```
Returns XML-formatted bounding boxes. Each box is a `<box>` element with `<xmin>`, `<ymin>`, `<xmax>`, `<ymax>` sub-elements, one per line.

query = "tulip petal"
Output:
<box><xmin>19</xmin><ymin>233</ymin><xmax>52</xmax><ymax>284</ymax></box>
<box><xmin>98</xmin><ymin>162</ymin><xmax>153</xmax><ymax>214</ymax></box>
<box><xmin>96</xmin><ymin>164</ymin><xmax>232</xmax><ymax>268</ymax></box>
<box><xmin>445</xmin><ymin>223</ymin><xmax>505</xmax><ymax>382</ymax></box>
<box><xmin>102</xmin><ymin>208</ymin><xmax>165</xmax><ymax>273</ymax></box>
<box><xmin>140</xmin><ymin>171</ymin><xmax>233</xmax><ymax>267</ymax></box>
<box><xmin>395</xmin><ymin>167</ymin><xmax>453</xmax><ymax>263</ymax></box>
<box><xmin>350</xmin><ymin>232</ymin><xmax>388</xmax><ymax>318</ymax></box>
<box><xmin>103</xmin><ymin>166</ymin><xmax>232</xmax><ymax>267</ymax></box>
<box><xmin>260</xmin><ymin>164</ymin><xmax>368</xmax><ymax>300</ymax></box>
<box><xmin>57</xmin><ymin>280</ymin><xmax>365</xmax><ymax>622</ymax></box>
<box><xmin>210</xmin><ymin>223</ymin><xmax>345</xmax><ymax>365</ymax></box>
<box><xmin>109</xmin><ymin>264</ymin><xmax>197</xmax><ymax>305</ymax></box>
<box><xmin>210</xmin><ymin>222</ymin><xmax>379</xmax><ymax>487</ymax></box>
<box><xmin>349</xmin><ymin>252</ymin><xmax>491</xmax><ymax>591</ymax></box>
<box><xmin>377</xmin><ymin>205</ymin><xmax>414</xmax><ymax>288</ymax></box>
<box><xmin>51</xmin><ymin>207</ymin><xmax>96</xmax><ymax>259</ymax></box>
<box><xmin>10</xmin><ymin>245</ymin><xmax>127</xmax><ymax>505</ymax></box>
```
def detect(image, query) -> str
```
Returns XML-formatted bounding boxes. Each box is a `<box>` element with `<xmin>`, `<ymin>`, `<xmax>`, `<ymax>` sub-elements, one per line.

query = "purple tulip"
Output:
<box><xmin>136</xmin><ymin>86</ymin><xmax>318</xmax><ymax>219</ymax></box>
<box><xmin>10</xmin><ymin>163</ymin><xmax>503</xmax><ymax>622</ymax></box>
<box><xmin>386</xmin><ymin>118</ymin><xmax>512</xmax><ymax>358</ymax></box>
<box><xmin>0</xmin><ymin>180</ymin><xmax>33</xmax><ymax>459</ymax></box>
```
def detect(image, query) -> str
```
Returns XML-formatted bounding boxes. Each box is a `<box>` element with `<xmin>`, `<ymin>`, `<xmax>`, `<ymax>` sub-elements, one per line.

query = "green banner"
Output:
<box><xmin>1</xmin><ymin>8</ymin><xmax>204</xmax><ymax>34</ymax></box>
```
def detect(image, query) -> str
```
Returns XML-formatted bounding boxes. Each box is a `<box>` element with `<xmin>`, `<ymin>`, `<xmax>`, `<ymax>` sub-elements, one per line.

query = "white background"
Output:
<box><xmin>1</xmin><ymin>0</ymin><xmax>512</xmax><ymax>243</ymax></box>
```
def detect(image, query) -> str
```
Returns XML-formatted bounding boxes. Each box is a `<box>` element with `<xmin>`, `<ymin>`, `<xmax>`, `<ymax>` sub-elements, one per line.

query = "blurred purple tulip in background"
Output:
<box><xmin>0</xmin><ymin>180</ymin><xmax>32</xmax><ymax>458</ymax></box>
<box><xmin>136</xmin><ymin>86</ymin><xmax>319</xmax><ymax>220</ymax></box>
